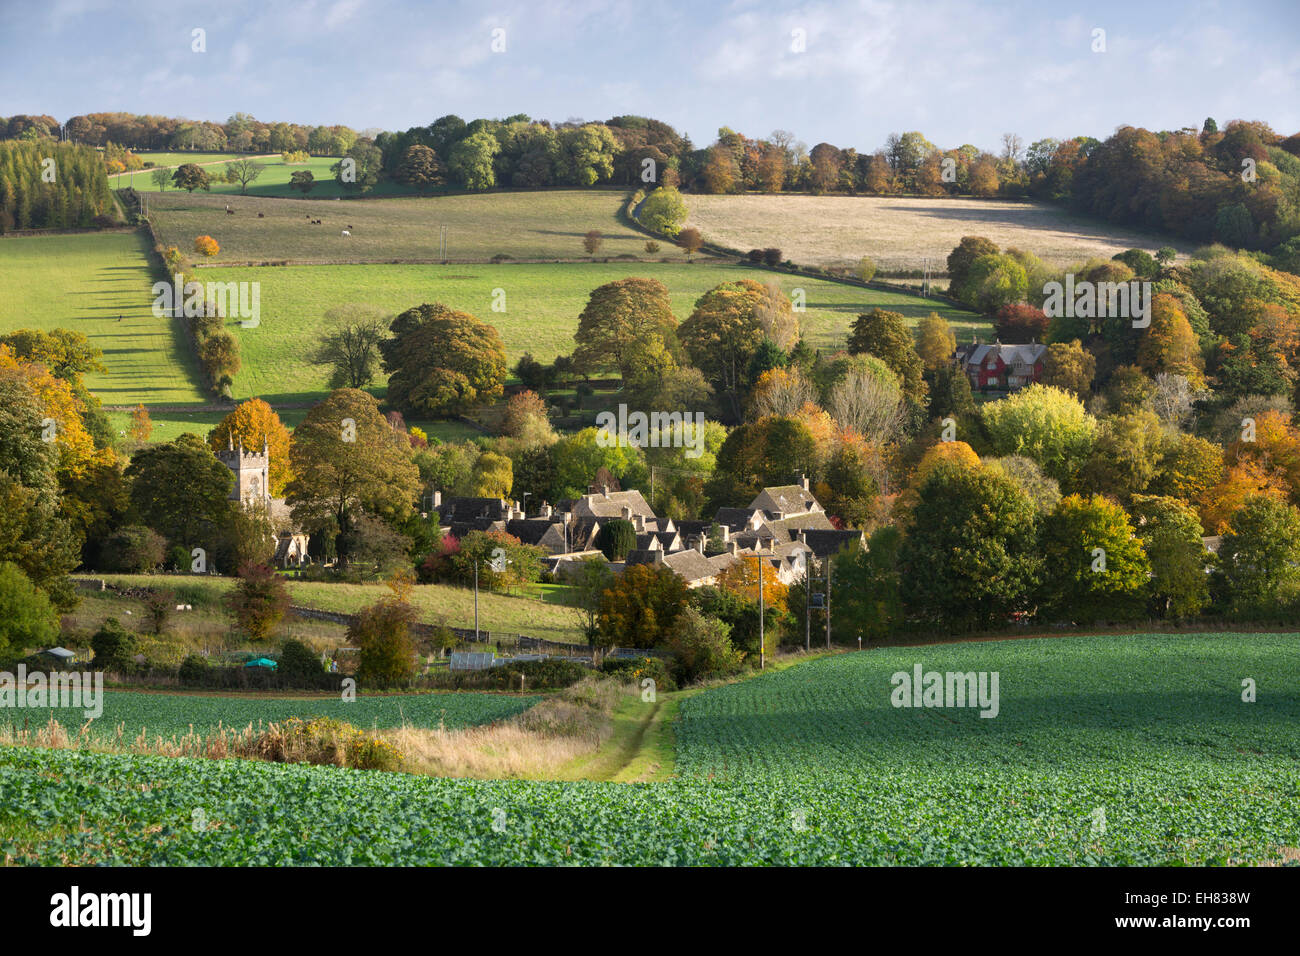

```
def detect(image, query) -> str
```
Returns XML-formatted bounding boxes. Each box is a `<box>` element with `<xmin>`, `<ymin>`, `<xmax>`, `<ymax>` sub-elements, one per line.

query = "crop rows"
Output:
<box><xmin>1</xmin><ymin>635</ymin><xmax>1297</xmax><ymax>865</ymax></box>
<box><xmin>0</xmin><ymin>690</ymin><xmax>538</xmax><ymax>741</ymax></box>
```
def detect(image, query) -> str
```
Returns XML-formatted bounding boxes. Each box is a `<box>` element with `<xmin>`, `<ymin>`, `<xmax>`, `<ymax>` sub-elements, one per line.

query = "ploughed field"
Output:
<box><xmin>2</xmin><ymin>634</ymin><xmax>1297</xmax><ymax>865</ymax></box>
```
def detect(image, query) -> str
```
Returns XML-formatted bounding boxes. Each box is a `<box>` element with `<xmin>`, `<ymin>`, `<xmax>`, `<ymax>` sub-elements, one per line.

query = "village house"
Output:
<box><xmin>955</xmin><ymin>339</ymin><xmax>1047</xmax><ymax>391</ymax></box>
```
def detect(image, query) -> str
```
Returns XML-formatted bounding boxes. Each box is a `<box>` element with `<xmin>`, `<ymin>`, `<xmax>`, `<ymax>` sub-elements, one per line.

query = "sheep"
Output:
<box><xmin>341</xmin><ymin>230</ymin><xmax>351</xmax><ymax>237</ymax></box>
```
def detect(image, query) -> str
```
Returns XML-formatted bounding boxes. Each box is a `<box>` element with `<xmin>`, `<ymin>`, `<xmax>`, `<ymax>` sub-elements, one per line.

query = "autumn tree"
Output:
<box><xmin>226</xmin><ymin>561</ymin><xmax>290</xmax><ymax>641</ymax></box>
<box><xmin>678</xmin><ymin>280</ymin><xmax>776</xmax><ymax>420</ymax></box>
<box><xmin>1040</xmin><ymin>339</ymin><xmax>1096</xmax><ymax>398</ymax></box>
<box><xmin>981</xmin><ymin>384</ymin><xmax>1097</xmax><ymax>483</ymax></box>
<box><xmin>915</xmin><ymin>313</ymin><xmax>956</xmax><ymax>371</ymax></box>
<box><xmin>594</xmin><ymin>563</ymin><xmax>688</xmax><ymax>649</ymax></box>
<box><xmin>678</xmin><ymin>227</ymin><xmax>704</xmax><ymax>258</ymax></box>
<box><xmin>393</xmin><ymin>144</ymin><xmax>443</xmax><ymax>193</ymax></box>
<box><xmin>993</xmin><ymin>303</ymin><xmax>1049</xmax><ymax>342</ymax></box>
<box><xmin>128</xmin><ymin>404</ymin><xmax>152</xmax><ymax>443</ymax></box>
<box><xmin>946</xmin><ymin>236</ymin><xmax>999</xmax><ymax>293</ymax></box>
<box><xmin>1129</xmin><ymin>495</ymin><xmax>1210</xmax><ymax>619</ymax></box>
<box><xmin>582</xmin><ymin>230</ymin><xmax>603</xmax><ymax>257</ymax></box>
<box><xmin>208</xmin><ymin>398</ymin><xmax>293</xmax><ymax>495</ymax></box>
<box><xmin>381</xmin><ymin>304</ymin><xmax>508</xmax><ymax>417</ymax></box>
<box><xmin>572</xmin><ymin>278</ymin><xmax>679</xmax><ymax>378</ymax></box>
<box><xmin>1137</xmin><ymin>293</ymin><xmax>1206</xmax><ymax>386</ymax></box>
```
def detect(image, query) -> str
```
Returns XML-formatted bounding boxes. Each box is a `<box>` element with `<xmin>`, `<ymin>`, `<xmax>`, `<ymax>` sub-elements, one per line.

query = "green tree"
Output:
<box><xmin>285</xmin><ymin>389</ymin><xmax>422</xmax><ymax>560</ymax></box>
<box><xmin>90</xmin><ymin>618</ymin><xmax>135</xmax><ymax>672</ymax></box>
<box><xmin>846</xmin><ymin>309</ymin><xmax>927</xmax><ymax>403</ymax></box>
<box><xmin>679</xmin><ymin>280</ymin><xmax>780</xmax><ymax>420</ymax></box>
<box><xmin>446</xmin><ymin>130</ymin><xmax>500</xmax><ymax>190</ymax></box>
<box><xmin>352</xmin><ymin>594</ymin><xmax>418</xmax><ymax>686</ymax></box>
<box><xmin>311</xmin><ymin>305</ymin><xmax>389</xmax><ymax>389</ymax></box>
<box><xmin>981</xmin><ymin>384</ymin><xmax>1097</xmax><ymax>483</ymax></box>
<box><xmin>1040</xmin><ymin>339</ymin><xmax>1096</xmax><ymax>398</ymax></box>
<box><xmin>289</xmin><ymin>170</ymin><xmax>315</xmax><ymax>194</ymax></box>
<box><xmin>171</xmin><ymin>163</ymin><xmax>211</xmax><ymax>192</ymax></box>
<box><xmin>223</xmin><ymin>158</ymin><xmax>264</xmax><ymax>194</ymax></box>
<box><xmin>1036</xmin><ymin>494</ymin><xmax>1150</xmax><ymax>623</ymax></box>
<box><xmin>0</xmin><ymin>562</ymin><xmax>57</xmax><ymax>655</ymax></box>
<box><xmin>125</xmin><ymin>433</ymin><xmax>233</xmax><ymax>549</ymax></box>
<box><xmin>1130</xmin><ymin>495</ymin><xmax>1210</xmax><ymax>619</ymax></box>
<box><xmin>597</xmin><ymin>518</ymin><xmax>637</xmax><ymax>561</ymax></box>
<box><xmin>572</xmin><ymin>556</ymin><xmax>614</xmax><ymax>639</ymax></box>
<box><xmin>638</xmin><ymin>185</ymin><xmax>688</xmax><ymax>236</ymax></box>
<box><xmin>332</xmin><ymin>141</ymin><xmax>384</xmax><ymax>193</ymax></box>
<box><xmin>381</xmin><ymin>304</ymin><xmax>508</xmax><ymax>417</ymax></box>
<box><xmin>1214</xmin><ymin>495</ymin><xmax>1300</xmax><ymax>613</ymax></box>
<box><xmin>946</xmin><ymin>236</ymin><xmax>999</xmax><ymax>291</ymax></box>
<box><xmin>1074</xmin><ymin>410</ymin><xmax>1164</xmax><ymax>501</ymax></box>
<box><xmin>898</xmin><ymin>462</ymin><xmax>1041</xmax><ymax>630</ymax></box>
<box><xmin>664</xmin><ymin>606</ymin><xmax>744</xmax><ymax>682</ymax></box>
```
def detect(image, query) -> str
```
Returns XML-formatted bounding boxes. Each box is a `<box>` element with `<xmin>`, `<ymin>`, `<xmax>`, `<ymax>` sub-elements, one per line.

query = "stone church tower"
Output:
<box><xmin>215</xmin><ymin>437</ymin><xmax>271</xmax><ymax>506</ymax></box>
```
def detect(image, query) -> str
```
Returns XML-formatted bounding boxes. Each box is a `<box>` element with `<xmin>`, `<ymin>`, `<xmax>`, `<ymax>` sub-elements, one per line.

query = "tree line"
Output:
<box><xmin>0</xmin><ymin>142</ymin><xmax>114</xmax><ymax>232</ymax></box>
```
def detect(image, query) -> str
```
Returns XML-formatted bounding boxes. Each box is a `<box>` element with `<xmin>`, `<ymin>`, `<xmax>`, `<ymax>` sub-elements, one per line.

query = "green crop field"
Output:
<box><xmin>3</xmin><ymin>634</ymin><xmax>1296</xmax><ymax>865</ymax></box>
<box><xmin>202</xmin><ymin>261</ymin><xmax>982</xmax><ymax>403</ymax></box>
<box><xmin>122</xmin><ymin>156</ymin><xmax>428</xmax><ymax>200</ymax></box>
<box><xmin>0</xmin><ymin>689</ymin><xmax>536</xmax><ymax>742</ymax></box>
<box><xmin>146</xmin><ymin>188</ymin><xmax>688</xmax><ymax>263</ymax></box>
<box><xmin>0</xmin><ymin>231</ymin><xmax>206</xmax><ymax>405</ymax></box>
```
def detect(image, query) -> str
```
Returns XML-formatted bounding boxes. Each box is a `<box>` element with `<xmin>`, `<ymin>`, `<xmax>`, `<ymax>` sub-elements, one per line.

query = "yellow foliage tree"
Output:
<box><xmin>716</xmin><ymin>553</ymin><xmax>788</xmax><ymax>614</ymax></box>
<box><xmin>0</xmin><ymin>344</ymin><xmax>96</xmax><ymax>477</ymax></box>
<box><xmin>128</xmin><ymin>403</ymin><xmax>152</xmax><ymax>443</ymax></box>
<box><xmin>208</xmin><ymin>398</ymin><xmax>293</xmax><ymax>495</ymax></box>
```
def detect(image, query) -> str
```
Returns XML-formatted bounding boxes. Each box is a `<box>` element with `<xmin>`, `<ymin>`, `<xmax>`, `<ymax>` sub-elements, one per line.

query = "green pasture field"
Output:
<box><xmin>84</xmin><ymin>574</ymin><xmax>588</xmax><ymax>645</ymax></box>
<box><xmin>2</xmin><ymin>633</ymin><xmax>1296</xmax><ymax>865</ymax></box>
<box><xmin>0</xmin><ymin>231</ymin><xmax>206</xmax><ymax>405</ymax></box>
<box><xmin>122</xmin><ymin>155</ymin><xmax>428</xmax><ymax>200</ymax></box>
<box><xmin>0</xmin><ymin>689</ymin><xmax>537</xmax><ymax>742</ymax></box>
<box><xmin>145</xmin><ymin>188</ymin><xmax>691</xmax><ymax>262</ymax></box>
<box><xmin>202</xmin><ymin>261</ymin><xmax>984</xmax><ymax>403</ymax></box>
<box><xmin>108</xmin><ymin>151</ymin><xmax>261</xmax><ymax>171</ymax></box>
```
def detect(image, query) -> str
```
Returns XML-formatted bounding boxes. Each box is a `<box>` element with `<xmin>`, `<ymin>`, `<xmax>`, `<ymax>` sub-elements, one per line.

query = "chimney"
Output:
<box><xmin>633</xmin><ymin>514</ymin><xmax>645</xmax><ymax>532</ymax></box>
<box><xmin>696</xmin><ymin>535</ymin><xmax>706</xmax><ymax>554</ymax></box>
<box><xmin>720</xmin><ymin>526</ymin><xmax>730</xmax><ymax>543</ymax></box>
<box><xmin>798</xmin><ymin>529</ymin><xmax>807</xmax><ymax>545</ymax></box>
<box><xmin>621</xmin><ymin>505</ymin><xmax>632</xmax><ymax>521</ymax></box>
<box><xmin>729</xmin><ymin>540</ymin><xmax>739</xmax><ymax>556</ymax></box>
<box><xmin>652</xmin><ymin>550</ymin><xmax>664</xmax><ymax>566</ymax></box>
<box><xmin>602</xmin><ymin>484</ymin><xmax>609</xmax><ymax>499</ymax></box>
<box><xmin>541</xmin><ymin>503</ymin><xmax>552</xmax><ymax>519</ymax></box>
<box><xmin>433</xmin><ymin>490</ymin><xmax>442</xmax><ymax>508</ymax></box>
<box><xmin>800</xmin><ymin>473</ymin><xmax>809</xmax><ymax>492</ymax></box>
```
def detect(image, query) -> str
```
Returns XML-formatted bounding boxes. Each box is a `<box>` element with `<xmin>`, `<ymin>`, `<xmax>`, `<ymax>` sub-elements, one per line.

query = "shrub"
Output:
<box><xmin>100</xmin><ymin>525</ymin><xmax>166</xmax><ymax>573</ymax></box>
<box><xmin>251</xmin><ymin>716</ymin><xmax>403</xmax><ymax>771</ymax></box>
<box><xmin>644</xmin><ymin>241</ymin><xmax>660</xmax><ymax>254</ymax></box>
<box><xmin>278</xmin><ymin>638</ymin><xmax>324</xmax><ymax>685</ymax></box>
<box><xmin>141</xmin><ymin>589</ymin><xmax>175</xmax><ymax>635</ymax></box>
<box><xmin>599</xmin><ymin>655</ymin><xmax>677</xmax><ymax>692</ymax></box>
<box><xmin>748</xmin><ymin>248</ymin><xmax>765</xmax><ymax>263</ymax></box>
<box><xmin>351</xmin><ymin>597</ymin><xmax>417</xmax><ymax>686</ymax></box>
<box><xmin>597</xmin><ymin>518</ymin><xmax>637</xmax><ymax>561</ymax></box>
<box><xmin>194</xmin><ymin>235</ymin><xmax>219</xmax><ymax>257</ymax></box>
<box><xmin>179</xmin><ymin>654</ymin><xmax>209</xmax><ymax>684</ymax></box>
<box><xmin>91</xmin><ymin>618</ymin><xmax>136</xmax><ymax>673</ymax></box>
<box><xmin>666</xmin><ymin>607</ymin><xmax>744</xmax><ymax>683</ymax></box>
<box><xmin>855</xmin><ymin>257</ymin><xmax>877</xmax><ymax>282</ymax></box>
<box><xmin>763</xmin><ymin>248</ymin><xmax>783</xmax><ymax>267</ymax></box>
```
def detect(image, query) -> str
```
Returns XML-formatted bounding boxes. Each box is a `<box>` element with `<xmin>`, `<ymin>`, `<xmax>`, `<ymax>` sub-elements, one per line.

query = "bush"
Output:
<box><xmin>748</xmin><ymin>248</ymin><xmax>765</xmax><ymax>263</ymax></box>
<box><xmin>226</xmin><ymin>562</ymin><xmax>291</xmax><ymax>641</ymax></box>
<box><xmin>179</xmin><ymin>654</ymin><xmax>209</xmax><ymax>684</ymax></box>
<box><xmin>250</xmin><ymin>716</ymin><xmax>403</xmax><ymax>771</ymax></box>
<box><xmin>351</xmin><ymin>597</ymin><xmax>417</xmax><ymax>686</ymax></box>
<box><xmin>100</xmin><ymin>525</ymin><xmax>166</xmax><ymax>573</ymax></box>
<box><xmin>194</xmin><ymin>235</ymin><xmax>219</xmax><ymax>256</ymax></box>
<box><xmin>496</xmin><ymin>658</ymin><xmax>588</xmax><ymax>689</ymax></box>
<box><xmin>666</xmin><ymin>607</ymin><xmax>744</xmax><ymax>684</ymax></box>
<box><xmin>278</xmin><ymin>638</ymin><xmax>325</xmax><ymax>685</ymax></box>
<box><xmin>763</xmin><ymin>248</ymin><xmax>783</xmax><ymax>267</ymax></box>
<box><xmin>91</xmin><ymin>618</ymin><xmax>137</xmax><ymax>673</ymax></box>
<box><xmin>599</xmin><ymin>655</ymin><xmax>677</xmax><ymax>692</ymax></box>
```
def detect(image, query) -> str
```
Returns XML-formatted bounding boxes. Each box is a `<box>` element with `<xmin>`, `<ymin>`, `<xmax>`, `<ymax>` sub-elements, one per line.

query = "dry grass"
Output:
<box><xmin>381</xmin><ymin>678</ymin><xmax>622</xmax><ymax>779</ymax></box>
<box><xmin>684</xmin><ymin>194</ymin><xmax>1191</xmax><ymax>272</ymax></box>
<box><xmin>0</xmin><ymin>677</ymin><xmax>624</xmax><ymax>780</ymax></box>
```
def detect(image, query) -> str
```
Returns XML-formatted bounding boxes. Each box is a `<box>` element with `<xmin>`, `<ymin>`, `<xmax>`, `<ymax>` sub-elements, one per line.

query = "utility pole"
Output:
<box><xmin>473</xmin><ymin>559</ymin><xmax>480</xmax><ymax>642</ymax></box>
<box><xmin>804</xmin><ymin>557</ymin><xmax>811</xmax><ymax>652</ymax></box>
<box><xmin>758</xmin><ymin>549</ymin><xmax>766</xmax><ymax>669</ymax></box>
<box><xmin>825</xmin><ymin>558</ymin><xmax>832</xmax><ymax>650</ymax></box>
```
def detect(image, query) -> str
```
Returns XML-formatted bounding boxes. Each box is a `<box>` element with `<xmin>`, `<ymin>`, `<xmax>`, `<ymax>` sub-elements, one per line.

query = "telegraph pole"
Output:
<box><xmin>804</xmin><ymin>558</ymin><xmax>811</xmax><ymax>652</ymax></box>
<box><xmin>758</xmin><ymin>550</ymin><xmax>765</xmax><ymax>669</ymax></box>
<box><xmin>825</xmin><ymin>558</ymin><xmax>832</xmax><ymax>650</ymax></box>
<box><xmin>473</xmin><ymin>560</ymin><xmax>480</xmax><ymax>642</ymax></box>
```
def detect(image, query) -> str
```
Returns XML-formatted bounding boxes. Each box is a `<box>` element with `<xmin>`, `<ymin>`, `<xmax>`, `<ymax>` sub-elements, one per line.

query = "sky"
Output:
<box><xmin>1</xmin><ymin>0</ymin><xmax>1297</xmax><ymax>152</ymax></box>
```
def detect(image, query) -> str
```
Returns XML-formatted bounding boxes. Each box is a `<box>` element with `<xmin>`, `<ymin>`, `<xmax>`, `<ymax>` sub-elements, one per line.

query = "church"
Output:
<box><xmin>215</xmin><ymin>437</ymin><xmax>311</xmax><ymax>568</ymax></box>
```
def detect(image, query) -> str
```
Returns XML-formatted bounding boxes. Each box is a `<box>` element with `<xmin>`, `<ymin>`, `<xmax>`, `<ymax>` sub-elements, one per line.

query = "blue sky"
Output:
<box><xmin>1</xmin><ymin>0</ymin><xmax>1296</xmax><ymax>151</ymax></box>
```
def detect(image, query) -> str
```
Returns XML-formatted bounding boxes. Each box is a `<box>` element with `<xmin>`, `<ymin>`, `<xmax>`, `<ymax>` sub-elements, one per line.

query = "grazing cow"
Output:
<box><xmin>341</xmin><ymin>230</ymin><xmax>351</xmax><ymax>237</ymax></box>
<box><xmin>258</xmin><ymin>212</ymin><xmax>265</xmax><ymax>218</ymax></box>
<box><xmin>226</xmin><ymin>208</ymin><xmax>235</xmax><ymax>215</ymax></box>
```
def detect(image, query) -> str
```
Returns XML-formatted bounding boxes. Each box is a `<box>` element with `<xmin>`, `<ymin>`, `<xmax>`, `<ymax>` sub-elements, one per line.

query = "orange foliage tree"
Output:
<box><xmin>207</xmin><ymin>398</ymin><xmax>293</xmax><ymax>495</ymax></box>
<box><xmin>716</xmin><ymin>553</ymin><xmax>789</xmax><ymax>614</ymax></box>
<box><xmin>194</xmin><ymin>235</ymin><xmax>219</xmax><ymax>256</ymax></box>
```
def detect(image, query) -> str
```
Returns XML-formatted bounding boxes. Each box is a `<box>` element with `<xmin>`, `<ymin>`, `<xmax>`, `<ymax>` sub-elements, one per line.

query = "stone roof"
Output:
<box><xmin>662</xmin><ymin>548</ymin><xmax>719</xmax><ymax>584</ymax></box>
<box><xmin>800</xmin><ymin>528</ymin><xmax>866</xmax><ymax>559</ymax></box>
<box><xmin>749</xmin><ymin>484</ymin><xmax>820</xmax><ymax>518</ymax></box>
<box><xmin>571</xmin><ymin>489</ymin><xmax>656</xmax><ymax>520</ymax></box>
